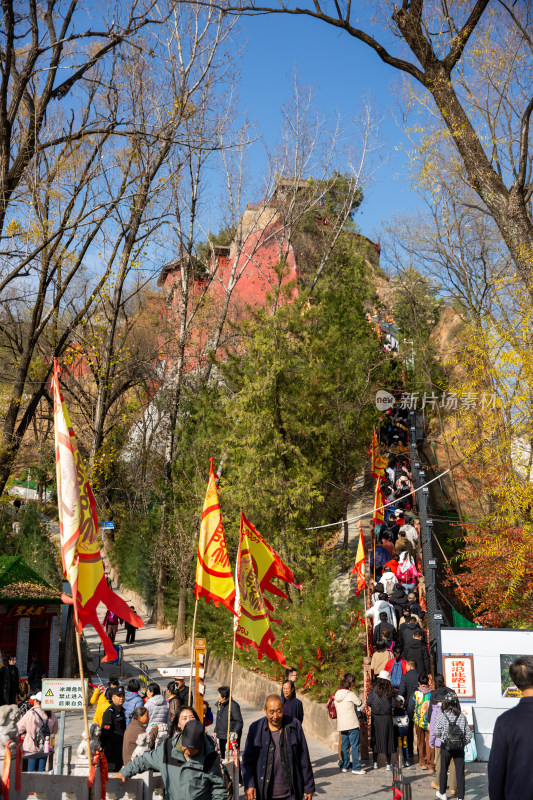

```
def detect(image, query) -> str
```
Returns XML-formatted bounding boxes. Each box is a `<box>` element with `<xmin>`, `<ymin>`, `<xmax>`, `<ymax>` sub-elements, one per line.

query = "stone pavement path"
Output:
<box><xmin>62</xmin><ymin>603</ymin><xmax>489</xmax><ymax>799</ymax></box>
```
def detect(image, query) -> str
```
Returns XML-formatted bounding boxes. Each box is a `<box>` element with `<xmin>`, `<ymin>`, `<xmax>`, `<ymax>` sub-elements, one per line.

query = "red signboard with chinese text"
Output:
<box><xmin>443</xmin><ymin>654</ymin><xmax>476</xmax><ymax>701</ymax></box>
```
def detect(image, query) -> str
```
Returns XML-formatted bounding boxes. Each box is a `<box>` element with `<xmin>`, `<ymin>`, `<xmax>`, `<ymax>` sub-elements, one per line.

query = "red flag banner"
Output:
<box><xmin>370</xmin><ymin>431</ymin><xmax>388</xmax><ymax>479</ymax></box>
<box><xmin>351</xmin><ymin>522</ymin><xmax>366</xmax><ymax>596</ymax></box>
<box><xmin>234</xmin><ymin>512</ymin><xmax>301</xmax><ymax>666</ymax></box>
<box><xmin>234</xmin><ymin>517</ymin><xmax>286</xmax><ymax>666</ymax></box>
<box><xmin>239</xmin><ymin>512</ymin><xmax>301</xmax><ymax>614</ymax></box>
<box><xmin>373</xmin><ymin>476</ymin><xmax>385</xmax><ymax>528</ymax></box>
<box><xmin>52</xmin><ymin>359</ymin><xmax>143</xmax><ymax>662</ymax></box>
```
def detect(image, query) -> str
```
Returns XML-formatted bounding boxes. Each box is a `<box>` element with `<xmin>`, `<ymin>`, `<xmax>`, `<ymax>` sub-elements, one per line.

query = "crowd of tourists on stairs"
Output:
<box><xmin>345</xmin><ymin>443</ymin><xmax>475</xmax><ymax>800</ymax></box>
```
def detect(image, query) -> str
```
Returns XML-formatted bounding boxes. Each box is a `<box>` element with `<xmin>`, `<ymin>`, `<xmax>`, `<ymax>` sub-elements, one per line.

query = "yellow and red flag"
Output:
<box><xmin>52</xmin><ymin>359</ymin><xmax>143</xmax><ymax>662</ymax></box>
<box><xmin>370</xmin><ymin>431</ymin><xmax>388</xmax><ymax>479</ymax></box>
<box><xmin>194</xmin><ymin>458</ymin><xmax>235</xmax><ymax>613</ymax></box>
<box><xmin>234</xmin><ymin>512</ymin><xmax>300</xmax><ymax>665</ymax></box>
<box><xmin>373</xmin><ymin>476</ymin><xmax>385</xmax><ymax>527</ymax></box>
<box><xmin>351</xmin><ymin>522</ymin><xmax>366</xmax><ymax>596</ymax></box>
<box><xmin>240</xmin><ymin>512</ymin><xmax>301</xmax><ymax>614</ymax></box>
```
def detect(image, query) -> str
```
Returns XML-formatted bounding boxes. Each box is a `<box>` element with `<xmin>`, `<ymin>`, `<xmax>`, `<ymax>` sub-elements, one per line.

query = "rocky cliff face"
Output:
<box><xmin>422</xmin><ymin>305</ymin><xmax>488</xmax><ymax>522</ymax></box>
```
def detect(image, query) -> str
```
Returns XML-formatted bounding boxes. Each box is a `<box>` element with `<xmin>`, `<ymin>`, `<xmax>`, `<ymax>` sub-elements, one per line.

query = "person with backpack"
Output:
<box><xmin>408</xmin><ymin>674</ymin><xmax>434</xmax><ymax>772</ymax></box>
<box><xmin>399</xmin><ymin>661</ymin><xmax>419</xmax><ymax>765</ymax></box>
<box><xmin>429</xmin><ymin>679</ymin><xmax>458</xmax><ymax>796</ymax></box>
<box><xmin>365</xmin><ymin>593</ymin><xmax>396</xmax><ymax>629</ymax></box>
<box><xmin>396</xmin><ymin>551</ymin><xmax>420</xmax><ymax>592</ymax></box>
<box><xmin>333</xmin><ymin>673</ymin><xmax>365</xmax><ymax>776</ymax></box>
<box><xmin>16</xmin><ymin>692</ymin><xmax>58</xmax><ymax>772</ymax></box>
<box><xmin>392</xmin><ymin>695</ymin><xmax>411</xmax><ymax>767</ymax></box>
<box><xmin>434</xmin><ymin>692</ymin><xmax>472</xmax><ymax>800</ymax></box>
<box><xmin>385</xmin><ymin>647</ymin><xmax>407</xmax><ymax>690</ymax></box>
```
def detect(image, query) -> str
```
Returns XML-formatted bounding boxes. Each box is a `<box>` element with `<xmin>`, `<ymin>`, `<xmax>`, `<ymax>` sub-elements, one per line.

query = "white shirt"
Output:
<box><xmin>400</xmin><ymin>524</ymin><xmax>418</xmax><ymax>548</ymax></box>
<box><xmin>381</xmin><ymin>571</ymin><xmax>397</xmax><ymax>595</ymax></box>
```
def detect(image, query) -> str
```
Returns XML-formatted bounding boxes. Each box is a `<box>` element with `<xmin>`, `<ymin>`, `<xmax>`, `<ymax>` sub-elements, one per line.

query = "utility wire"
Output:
<box><xmin>305</xmin><ymin>459</ymin><xmax>464</xmax><ymax>531</ymax></box>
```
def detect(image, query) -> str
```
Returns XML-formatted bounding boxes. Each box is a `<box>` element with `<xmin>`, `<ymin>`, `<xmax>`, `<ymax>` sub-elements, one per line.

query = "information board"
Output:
<box><xmin>443</xmin><ymin>654</ymin><xmax>476</xmax><ymax>700</ymax></box>
<box><xmin>441</xmin><ymin>627</ymin><xmax>533</xmax><ymax>760</ymax></box>
<box><xmin>42</xmin><ymin>679</ymin><xmax>89</xmax><ymax>710</ymax></box>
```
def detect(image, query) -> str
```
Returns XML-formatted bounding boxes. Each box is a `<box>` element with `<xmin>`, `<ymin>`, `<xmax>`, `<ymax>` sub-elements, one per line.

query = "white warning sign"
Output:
<box><xmin>41</xmin><ymin>679</ymin><xmax>88</xmax><ymax>710</ymax></box>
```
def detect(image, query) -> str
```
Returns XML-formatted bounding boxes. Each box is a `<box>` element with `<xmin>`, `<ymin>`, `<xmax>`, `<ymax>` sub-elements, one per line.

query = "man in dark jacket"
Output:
<box><xmin>406</xmin><ymin>592</ymin><xmax>426</xmax><ymax>620</ymax></box>
<box><xmin>100</xmin><ymin>686</ymin><xmax>127</xmax><ymax>770</ymax></box>
<box><xmin>214</xmin><ymin>686</ymin><xmax>243</xmax><ymax>759</ymax></box>
<box><xmin>0</xmin><ymin>655</ymin><xmax>19</xmax><ymax>706</ymax></box>
<box><xmin>242</xmin><ymin>695</ymin><xmax>315</xmax><ymax>800</ymax></box>
<box><xmin>175</xmin><ymin>676</ymin><xmax>189</xmax><ymax>706</ymax></box>
<box><xmin>398</xmin><ymin>612</ymin><xmax>423</xmax><ymax>650</ymax></box>
<box><xmin>373</xmin><ymin>612</ymin><xmax>396</xmax><ymax>649</ymax></box>
<box><xmin>489</xmin><ymin>656</ymin><xmax>533</xmax><ymax>800</ymax></box>
<box><xmin>389</xmin><ymin>585</ymin><xmax>408</xmax><ymax>622</ymax></box>
<box><xmin>399</xmin><ymin>661</ymin><xmax>419</xmax><ymax>762</ymax></box>
<box><xmin>28</xmin><ymin>653</ymin><xmax>46</xmax><ymax>693</ymax></box>
<box><xmin>369</xmin><ymin>544</ymin><xmax>389</xmax><ymax>582</ymax></box>
<box><xmin>402</xmin><ymin>630</ymin><xmax>430</xmax><ymax>675</ymax></box>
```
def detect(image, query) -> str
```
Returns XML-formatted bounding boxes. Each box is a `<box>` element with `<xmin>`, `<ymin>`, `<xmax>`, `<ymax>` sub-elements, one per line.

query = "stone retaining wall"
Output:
<box><xmin>208</xmin><ymin>655</ymin><xmax>338</xmax><ymax>751</ymax></box>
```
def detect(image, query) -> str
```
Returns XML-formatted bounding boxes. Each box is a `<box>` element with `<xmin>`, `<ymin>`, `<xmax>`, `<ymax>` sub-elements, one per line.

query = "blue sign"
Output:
<box><xmin>102</xmin><ymin>521</ymin><xmax>115</xmax><ymax>530</ymax></box>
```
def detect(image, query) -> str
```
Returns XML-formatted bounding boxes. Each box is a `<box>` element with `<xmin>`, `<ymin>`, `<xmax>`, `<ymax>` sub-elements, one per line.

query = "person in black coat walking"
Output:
<box><xmin>100</xmin><ymin>686</ymin><xmax>127</xmax><ymax>771</ymax></box>
<box><xmin>402</xmin><ymin>630</ymin><xmax>430</xmax><ymax>675</ymax></box>
<box><xmin>28</xmin><ymin>653</ymin><xmax>46</xmax><ymax>694</ymax></box>
<box><xmin>0</xmin><ymin>655</ymin><xmax>19</xmax><ymax>706</ymax></box>
<box><xmin>399</xmin><ymin>661</ymin><xmax>419</xmax><ymax>761</ymax></box>
<box><xmin>489</xmin><ymin>656</ymin><xmax>533</xmax><ymax>800</ymax></box>
<box><xmin>214</xmin><ymin>686</ymin><xmax>243</xmax><ymax>759</ymax></box>
<box><xmin>242</xmin><ymin>695</ymin><xmax>315</xmax><ymax>800</ymax></box>
<box><xmin>389</xmin><ymin>585</ymin><xmax>408</xmax><ymax>623</ymax></box>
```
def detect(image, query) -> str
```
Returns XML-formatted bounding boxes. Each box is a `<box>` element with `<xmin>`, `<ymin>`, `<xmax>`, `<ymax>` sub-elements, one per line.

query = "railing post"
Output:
<box><xmin>409</xmin><ymin>411</ymin><xmax>442</xmax><ymax>676</ymax></box>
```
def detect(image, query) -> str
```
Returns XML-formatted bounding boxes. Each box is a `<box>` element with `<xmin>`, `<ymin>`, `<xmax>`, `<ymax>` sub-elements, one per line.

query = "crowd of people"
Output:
<box><xmin>337</xmin><ymin>434</ymin><xmax>475</xmax><ymax>800</ymax></box>
<box><xmin>3</xmin><ymin>407</ymin><xmax>529</xmax><ymax>800</ymax></box>
<box><xmin>105</xmin><ymin>665</ymin><xmax>316</xmax><ymax>800</ymax></box>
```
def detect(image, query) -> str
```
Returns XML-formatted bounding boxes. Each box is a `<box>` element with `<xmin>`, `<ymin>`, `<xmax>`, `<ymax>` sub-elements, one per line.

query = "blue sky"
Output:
<box><xmin>235</xmin><ymin>14</ymin><xmax>424</xmax><ymax>244</ymax></box>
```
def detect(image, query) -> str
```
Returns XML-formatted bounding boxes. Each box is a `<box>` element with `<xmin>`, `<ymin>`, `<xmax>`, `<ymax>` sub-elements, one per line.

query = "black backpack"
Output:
<box><xmin>32</xmin><ymin>711</ymin><xmax>51</xmax><ymax>749</ymax></box>
<box><xmin>443</xmin><ymin>713</ymin><xmax>466</xmax><ymax>752</ymax></box>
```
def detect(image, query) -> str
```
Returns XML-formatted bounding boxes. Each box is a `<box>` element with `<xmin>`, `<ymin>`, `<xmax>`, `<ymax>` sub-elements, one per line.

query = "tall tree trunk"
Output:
<box><xmin>151</xmin><ymin>559</ymin><xmax>167</xmax><ymax>628</ymax></box>
<box><xmin>173</xmin><ymin>583</ymin><xmax>188</xmax><ymax>651</ymax></box>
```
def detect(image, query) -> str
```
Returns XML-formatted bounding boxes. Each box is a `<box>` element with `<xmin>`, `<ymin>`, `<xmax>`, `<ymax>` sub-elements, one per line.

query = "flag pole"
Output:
<box><xmin>73</xmin><ymin>605</ymin><xmax>92</xmax><ymax>761</ymax></box>
<box><xmin>188</xmin><ymin>594</ymin><xmax>199</xmax><ymax>706</ymax></box>
<box><xmin>363</xmin><ymin>587</ymin><xmax>369</xmax><ymax>656</ymax></box>
<box><xmin>226</xmin><ymin>623</ymin><xmax>237</xmax><ymax>752</ymax></box>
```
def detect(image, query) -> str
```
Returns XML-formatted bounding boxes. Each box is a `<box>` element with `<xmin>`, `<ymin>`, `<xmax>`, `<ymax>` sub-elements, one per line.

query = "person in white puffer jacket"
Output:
<box><xmin>334</xmin><ymin>674</ymin><xmax>366</xmax><ymax>776</ymax></box>
<box><xmin>144</xmin><ymin>682</ymin><xmax>170</xmax><ymax>729</ymax></box>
